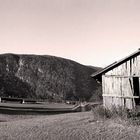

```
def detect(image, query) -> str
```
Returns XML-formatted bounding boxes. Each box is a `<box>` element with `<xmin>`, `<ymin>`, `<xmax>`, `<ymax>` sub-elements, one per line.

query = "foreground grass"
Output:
<box><xmin>0</xmin><ymin>111</ymin><xmax>140</xmax><ymax>140</ymax></box>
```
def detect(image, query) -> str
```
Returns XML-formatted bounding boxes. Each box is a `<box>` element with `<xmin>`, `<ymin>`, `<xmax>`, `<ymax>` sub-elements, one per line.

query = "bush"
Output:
<box><xmin>89</xmin><ymin>86</ymin><xmax>102</xmax><ymax>102</ymax></box>
<box><xmin>92</xmin><ymin>105</ymin><xmax>112</xmax><ymax>120</ymax></box>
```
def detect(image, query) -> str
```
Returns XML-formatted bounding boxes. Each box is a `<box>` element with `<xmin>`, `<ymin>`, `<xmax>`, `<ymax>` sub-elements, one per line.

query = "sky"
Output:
<box><xmin>0</xmin><ymin>0</ymin><xmax>140</xmax><ymax>67</ymax></box>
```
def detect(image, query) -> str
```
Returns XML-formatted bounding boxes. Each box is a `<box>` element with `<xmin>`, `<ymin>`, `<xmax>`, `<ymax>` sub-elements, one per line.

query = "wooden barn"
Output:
<box><xmin>92</xmin><ymin>49</ymin><xmax>140</xmax><ymax>109</ymax></box>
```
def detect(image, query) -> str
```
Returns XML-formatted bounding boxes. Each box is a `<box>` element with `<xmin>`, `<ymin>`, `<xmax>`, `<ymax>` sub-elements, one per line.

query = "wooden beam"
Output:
<box><xmin>104</xmin><ymin>75</ymin><xmax>140</xmax><ymax>78</ymax></box>
<box><xmin>103</xmin><ymin>94</ymin><xmax>139</xmax><ymax>99</ymax></box>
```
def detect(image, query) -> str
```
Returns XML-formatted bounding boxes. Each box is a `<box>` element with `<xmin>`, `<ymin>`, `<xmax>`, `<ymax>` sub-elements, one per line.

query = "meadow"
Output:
<box><xmin>0</xmin><ymin>107</ymin><xmax>140</xmax><ymax>140</ymax></box>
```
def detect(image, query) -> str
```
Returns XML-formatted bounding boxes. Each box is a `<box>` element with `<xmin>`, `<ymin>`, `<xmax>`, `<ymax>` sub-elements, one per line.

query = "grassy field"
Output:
<box><xmin>0</xmin><ymin>110</ymin><xmax>140</xmax><ymax>140</ymax></box>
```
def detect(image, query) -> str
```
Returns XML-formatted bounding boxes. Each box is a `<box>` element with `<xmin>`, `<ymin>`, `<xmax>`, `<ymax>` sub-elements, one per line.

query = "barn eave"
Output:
<box><xmin>91</xmin><ymin>49</ymin><xmax>140</xmax><ymax>80</ymax></box>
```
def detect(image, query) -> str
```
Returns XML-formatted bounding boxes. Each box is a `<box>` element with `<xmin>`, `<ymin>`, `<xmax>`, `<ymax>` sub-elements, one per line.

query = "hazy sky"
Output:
<box><xmin>0</xmin><ymin>0</ymin><xmax>140</xmax><ymax>67</ymax></box>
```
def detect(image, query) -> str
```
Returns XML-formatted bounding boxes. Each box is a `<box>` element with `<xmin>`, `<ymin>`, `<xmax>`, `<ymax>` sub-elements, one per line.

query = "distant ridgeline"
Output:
<box><xmin>0</xmin><ymin>54</ymin><xmax>101</xmax><ymax>102</ymax></box>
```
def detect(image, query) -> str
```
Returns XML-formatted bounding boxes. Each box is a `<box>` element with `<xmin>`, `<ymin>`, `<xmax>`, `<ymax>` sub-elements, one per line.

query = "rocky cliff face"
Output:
<box><xmin>0</xmin><ymin>54</ymin><xmax>101</xmax><ymax>101</ymax></box>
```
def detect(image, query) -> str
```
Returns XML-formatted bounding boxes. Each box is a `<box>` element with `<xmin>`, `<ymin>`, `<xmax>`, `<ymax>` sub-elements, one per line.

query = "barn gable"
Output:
<box><xmin>92</xmin><ymin>49</ymin><xmax>140</xmax><ymax>109</ymax></box>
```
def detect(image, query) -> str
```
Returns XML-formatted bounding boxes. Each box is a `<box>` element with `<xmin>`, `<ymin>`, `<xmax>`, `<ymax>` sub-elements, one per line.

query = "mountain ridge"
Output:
<box><xmin>0</xmin><ymin>53</ymin><xmax>101</xmax><ymax>102</ymax></box>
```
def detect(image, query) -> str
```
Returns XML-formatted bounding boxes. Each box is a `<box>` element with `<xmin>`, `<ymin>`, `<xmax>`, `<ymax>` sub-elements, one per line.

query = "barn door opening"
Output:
<box><xmin>133</xmin><ymin>77</ymin><xmax>140</xmax><ymax>105</ymax></box>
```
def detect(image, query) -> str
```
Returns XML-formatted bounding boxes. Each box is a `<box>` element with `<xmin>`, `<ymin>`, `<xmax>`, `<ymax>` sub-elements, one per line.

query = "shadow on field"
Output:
<box><xmin>0</xmin><ymin>102</ymin><xmax>100</xmax><ymax>115</ymax></box>
<box><xmin>0</xmin><ymin>108</ymin><xmax>78</xmax><ymax>115</ymax></box>
<box><xmin>0</xmin><ymin>103</ymin><xmax>80</xmax><ymax>115</ymax></box>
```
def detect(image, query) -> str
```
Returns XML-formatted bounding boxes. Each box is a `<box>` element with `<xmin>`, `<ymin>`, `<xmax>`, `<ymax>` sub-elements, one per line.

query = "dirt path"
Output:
<box><xmin>0</xmin><ymin>112</ymin><xmax>140</xmax><ymax>140</ymax></box>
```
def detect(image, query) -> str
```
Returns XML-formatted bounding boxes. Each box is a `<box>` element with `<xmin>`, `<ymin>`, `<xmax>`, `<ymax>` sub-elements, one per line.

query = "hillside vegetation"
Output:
<box><xmin>0</xmin><ymin>54</ymin><xmax>101</xmax><ymax>101</ymax></box>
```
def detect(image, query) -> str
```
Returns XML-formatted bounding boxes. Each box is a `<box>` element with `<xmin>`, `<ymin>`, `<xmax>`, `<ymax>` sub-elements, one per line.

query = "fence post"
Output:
<box><xmin>22</xmin><ymin>99</ymin><xmax>25</xmax><ymax>104</ymax></box>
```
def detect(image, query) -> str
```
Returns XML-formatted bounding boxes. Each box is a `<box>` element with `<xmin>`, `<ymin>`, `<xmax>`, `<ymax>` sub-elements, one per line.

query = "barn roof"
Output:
<box><xmin>91</xmin><ymin>49</ymin><xmax>140</xmax><ymax>78</ymax></box>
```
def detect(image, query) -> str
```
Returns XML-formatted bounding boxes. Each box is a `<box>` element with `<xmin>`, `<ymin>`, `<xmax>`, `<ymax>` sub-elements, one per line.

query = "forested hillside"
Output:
<box><xmin>0</xmin><ymin>54</ymin><xmax>101</xmax><ymax>102</ymax></box>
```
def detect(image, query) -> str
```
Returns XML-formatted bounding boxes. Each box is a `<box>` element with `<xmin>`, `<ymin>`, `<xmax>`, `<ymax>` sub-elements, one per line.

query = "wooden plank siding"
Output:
<box><xmin>105</xmin><ymin>55</ymin><xmax>140</xmax><ymax>76</ymax></box>
<box><xmin>102</xmin><ymin>55</ymin><xmax>140</xmax><ymax>109</ymax></box>
<box><xmin>102</xmin><ymin>75</ymin><xmax>135</xmax><ymax>109</ymax></box>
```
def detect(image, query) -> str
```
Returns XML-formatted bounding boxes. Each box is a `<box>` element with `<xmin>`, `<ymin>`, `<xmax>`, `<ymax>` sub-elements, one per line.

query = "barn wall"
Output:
<box><xmin>102</xmin><ymin>75</ymin><xmax>135</xmax><ymax>109</ymax></box>
<box><xmin>103</xmin><ymin>55</ymin><xmax>140</xmax><ymax>109</ymax></box>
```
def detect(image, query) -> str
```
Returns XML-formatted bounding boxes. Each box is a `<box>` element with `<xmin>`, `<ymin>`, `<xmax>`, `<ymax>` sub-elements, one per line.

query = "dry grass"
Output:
<box><xmin>92</xmin><ymin>105</ymin><xmax>140</xmax><ymax>125</ymax></box>
<box><xmin>0</xmin><ymin>103</ymin><xmax>140</xmax><ymax>140</ymax></box>
<box><xmin>0</xmin><ymin>110</ymin><xmax>140</xmax><ymax>140</ymax></box>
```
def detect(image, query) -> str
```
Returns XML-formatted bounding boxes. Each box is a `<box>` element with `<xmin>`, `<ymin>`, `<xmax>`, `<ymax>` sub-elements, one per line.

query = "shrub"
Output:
<box><xmin>89</xmin><ymin>86</ymin><xmax>102</xmax><ymax>102</ymax></box>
